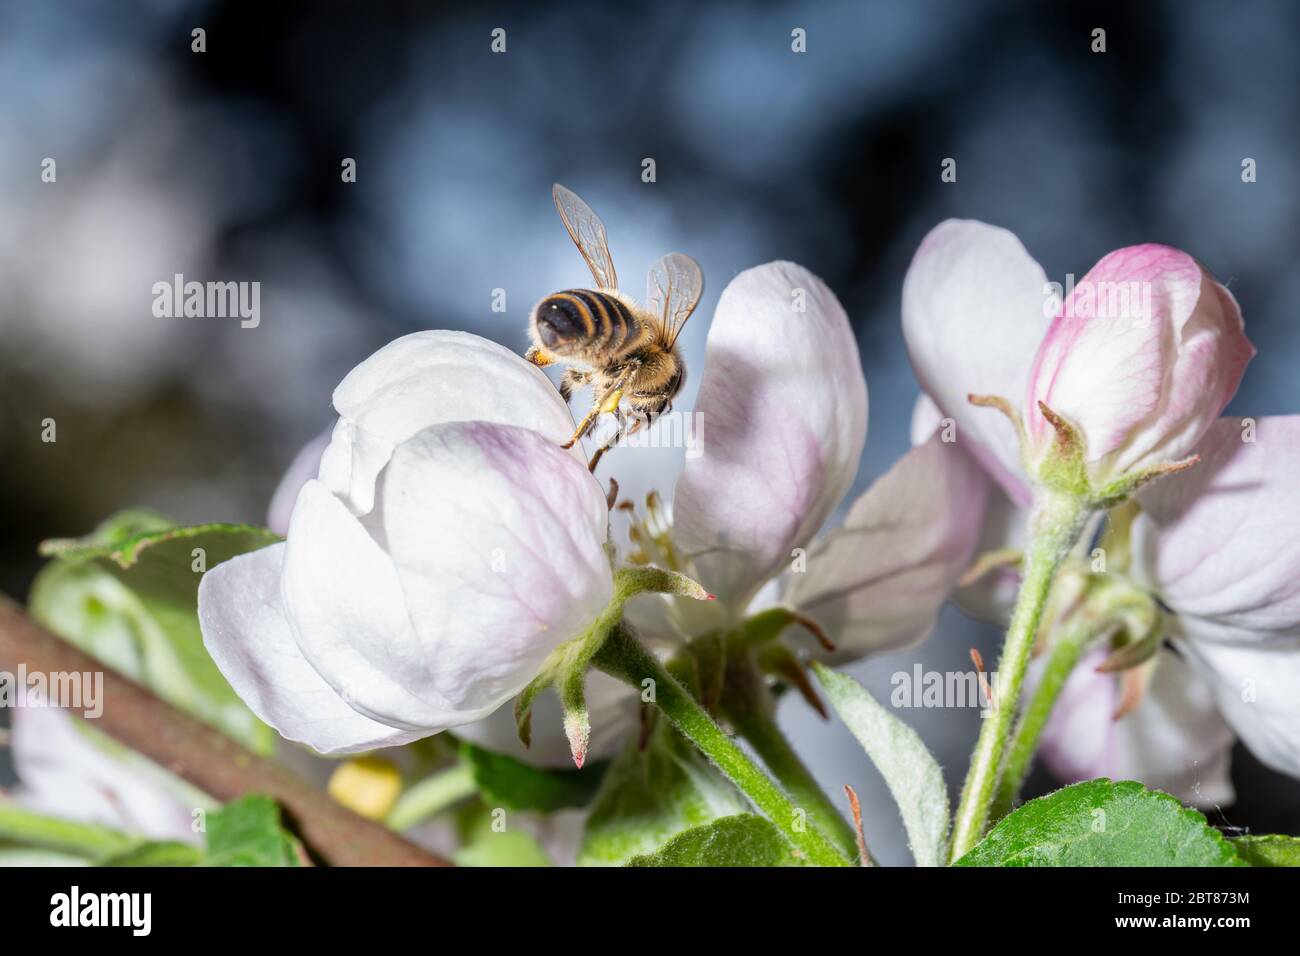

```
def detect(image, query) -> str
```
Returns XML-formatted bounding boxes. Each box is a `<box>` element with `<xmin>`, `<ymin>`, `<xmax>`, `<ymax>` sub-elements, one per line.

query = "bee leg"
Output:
<box><xmin>525</xmin><ymin>346</ymin><xmax>556</xmax><ymax>368</ymax></box>
<box><xmin>588</xmin><ymin>408</ymin><xmax>633</xmax><ymax>473</ymax></box>
<box><xmin>587</xmin><ymin>430</ymin><xmax>618</xmax><ymax>473</ymax></box>
<box><xmin>562</xmin><ymin>403</ymin><xmax>602</xmax><ymax>449</ymax></box>
<box><xmin>564</xmin><ymin>368</ymin><xmax>633</xmax><ymax>449</ymax></box>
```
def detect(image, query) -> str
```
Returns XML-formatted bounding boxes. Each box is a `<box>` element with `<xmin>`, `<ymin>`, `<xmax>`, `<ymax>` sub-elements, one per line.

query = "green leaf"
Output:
<box><xmin>31</xmin><ymin>514</ymin><xmax>280</xmax><ymax>753</ymax></box>
<box><xmin>811</xmin><ymin>663</ymin><xmax>949</xmax><ymax>867</ymax></box>
<box><xmin>1231</xmin><ymin>834</ymin><xmax>1300</xmax><ymax>867</ymax></box>
<box><xmin>625</xmin><ymin>815</ymin><xmax>807</xmax><ymax>867</ymax></box>
<box><xmin>100</xmin><ymin>841</ymin><xmax>204</xmax><ymax>867</ymax></box>
<box><xmin>203</xmin><ymin>795</ymin><xmax>302</xmax><ymax>867</ymax></box>
<box><xmin>955</xmin><ymin>780</ymin><xmax>1245</xmax><ymax>867</ymax></box>
<box><xmin>452</xmin><ymin>801</ymin><xmax>552</xmax><ymax>867</ymax></box>
<box><xmin>578</xmin><ymin>718</ymin><xmax>747</xmax><ymax>866</ymax></box>
<box><xmin>458</xmin><ymin>741</ymin><xmax>605</xmax><ymax>814</ymax></box>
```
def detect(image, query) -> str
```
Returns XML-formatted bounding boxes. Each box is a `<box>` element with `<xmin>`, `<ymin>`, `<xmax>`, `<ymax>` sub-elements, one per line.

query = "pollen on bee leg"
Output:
<box><xmin>599</xmin><ymin>387</ymin><xmax>625</xmax><ymax>414</ymax></box>
<box><xmin>524</xmin><ymin>345</ymin><xmax>555</xmax><ymax>367</ymax></box>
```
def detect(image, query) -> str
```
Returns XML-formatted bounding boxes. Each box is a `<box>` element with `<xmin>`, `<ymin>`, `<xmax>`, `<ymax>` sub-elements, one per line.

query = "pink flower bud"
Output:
<box><xmin>1025</xmin><ymin>245</ymin><xmax>1254</xmax><ymax>486</ymax></box>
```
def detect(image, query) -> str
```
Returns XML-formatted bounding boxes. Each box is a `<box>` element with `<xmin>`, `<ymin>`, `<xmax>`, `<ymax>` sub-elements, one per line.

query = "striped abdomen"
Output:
<box><xmin>532</xmin><ymin>290</ymin><xmax>640</xmax><ymax>358</ymax></box>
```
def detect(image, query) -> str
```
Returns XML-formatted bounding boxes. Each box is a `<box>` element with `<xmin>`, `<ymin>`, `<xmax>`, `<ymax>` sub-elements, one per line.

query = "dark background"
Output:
<box><xmin>1</xmin><ymin>0</ymin><xmax>1297</xmax><ymax>863</ymax></box>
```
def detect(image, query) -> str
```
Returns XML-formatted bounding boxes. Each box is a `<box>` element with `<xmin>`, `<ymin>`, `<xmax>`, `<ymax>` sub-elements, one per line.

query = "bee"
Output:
<box><xmin>526</xmin><ymin>184</ymin><xmax>703</xmax><ymax>472</ymax></box>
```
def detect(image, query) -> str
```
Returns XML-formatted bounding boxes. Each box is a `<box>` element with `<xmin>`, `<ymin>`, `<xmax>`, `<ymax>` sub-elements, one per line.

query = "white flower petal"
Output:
<box><xmin>321</xmin><ymin>331</ymin><xmax>577</xmax><ymax>514</ymax></box>
<box><xmin>281</xmin><ymin>481</ymin><xmax>473</xmax><ymax>731</ymax></box>
<box><xmin>902</xmin><ymin>220</ymin><xmax>1051</xmax><ymax>505</ymax></box>
<box><xmin>673</xmin><ymin>261</ymin><xmax>867</xmax><ymax>612</ymax></box>
<box><xmin>1033</xmin><ymin>647</ymin><xmax>1235</xmax><ymax>807</ymax></box>
<box><xmin>912</xmin><ymin>394</ymin><xmax>1026</xmax><ymax>626</ymax></box>
<box><xmin>1134</xmin><ymin>416</ymin><xmax>1300</xmax><ymax>641</ymax></box>
<box><xmin>199</xmin><ymin>543</ymin><xmax>427</xmax><ymax>754</ymax></box>
<box><xmin>380</xmin><ymin>421</ymin><xmax>614</xmax><ymax>714</ymax></box>
<box><xmin>12</xmin><ymin>704</ymin><xmax>204</xmax><ymax>843</ymax></box>
<box><xmin>785</xmin><ymin>433</ymin><xmax>987</xmax><ymax>661</ymax></box>
<box><xmin>1177</xmin><ymin>631</ymin><xmax>1300</xmax><ymax>779</ymax></box>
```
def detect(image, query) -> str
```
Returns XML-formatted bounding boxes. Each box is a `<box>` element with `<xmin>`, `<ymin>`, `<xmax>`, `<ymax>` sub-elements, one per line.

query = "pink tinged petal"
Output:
<box><xmin>785</xmin><ymin>433</ymin><xmax>987</xmax><ymax>661</ymax></box>
<box><xmin>454</xmin><ymin>671</ymin><xmax>640</xmax><ymax>769</ymax></box>
<box><xmin>901</xmin><ymin>220</ymin><xmax>1052</xmax><ymax>506</ymax></box>
<box><xmin>198</xmin><ymin>543</ymin><xmax>428</xmax><ymax>754</ymax></box>
<box><xmin>381</xmin><ymin>422</ymin><xmax>614</xmax><ymax>713</ymax></box>
<box><xmin>320</xmin><ymin>331</ymin><xmax>578</xmax><ymax>515</ymax></box>
<box><xmin>1026</xmin><ymin>246</ymin><xmax>1254</xmax><ymax>482</ymax></box>
<box><xmin>1177</xmin><ymin>633</ymin><xmax>1300</xmax><ymax>778</ymax></box>
<box><xmin>1033</xmin><ymin>648</ymin><xmax>1235</xmax><ymax>808</ymax></box>
<box><xmin>267</xmin><ymin>429</ymin><xmax>331</xmax><ymax>536</ymax></box>
<box><xmin>673</xmin><ymin>261</ymin><xmax>868</xmax><ymax>611</ymax></box>
<box><xmin>1134</xmin><ymin>416</ymin><xmax>1300</xmax><ymax>639</ymax></box>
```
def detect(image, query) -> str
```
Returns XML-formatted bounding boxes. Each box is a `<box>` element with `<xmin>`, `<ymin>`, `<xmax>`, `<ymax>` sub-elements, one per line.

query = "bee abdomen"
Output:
<box><xmin>533</xmin><ymin>290</ymin><xmax>637</xmax><ymax>355</ymax></box>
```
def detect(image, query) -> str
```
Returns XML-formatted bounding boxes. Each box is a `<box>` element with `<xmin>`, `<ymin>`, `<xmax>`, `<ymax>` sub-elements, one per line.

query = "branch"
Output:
<box><xmin>0</xmin><ymin>594</ymin><xmax>449</xmax><ymax>867</ymax></box>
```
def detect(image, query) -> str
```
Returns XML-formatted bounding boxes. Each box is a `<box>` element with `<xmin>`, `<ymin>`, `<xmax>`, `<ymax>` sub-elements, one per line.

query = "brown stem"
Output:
<box><xmin>0</xmin><ymin>594</ymin><xmax>449</xmax><ymax>867</ymax></box>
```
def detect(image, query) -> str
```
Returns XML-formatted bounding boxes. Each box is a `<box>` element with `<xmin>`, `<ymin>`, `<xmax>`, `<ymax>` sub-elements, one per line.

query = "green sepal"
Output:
<box><xmin>513</xmin><ymin>564</ymin><xmax>711</xmax><ymax>765</ymax></box>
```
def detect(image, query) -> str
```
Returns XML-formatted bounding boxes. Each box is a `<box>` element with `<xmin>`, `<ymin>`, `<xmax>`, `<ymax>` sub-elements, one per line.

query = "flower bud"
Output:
<box><xmin>1025</xmin><ymin>245</ymin><xmax>1254</xmax><ymax>489</ymax></box>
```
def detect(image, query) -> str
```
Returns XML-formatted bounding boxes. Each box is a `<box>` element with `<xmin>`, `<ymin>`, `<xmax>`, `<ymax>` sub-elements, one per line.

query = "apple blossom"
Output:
<box><xmin>938</xmin><ymin>414</ymin><xmax>1300</xmax><ymax>807</ymax></box>
<box><xmin>613</xmin><ymin>261</ymin><xmax>985</xmax><ymax>669</ymax></box>
<box><xmin>903</xmin><ymin>220</ymin><xmax>1254</xmax><ymax>504</ymax></box>
<box><xmin>199</xmin><ymin>332</ymin><xmax>642</xmax><ymax>760</ymax></box>
<box><xmin>903</xmin><ymin>219</ymin><xmax>1259</xmax><ymax>858</ymax></box>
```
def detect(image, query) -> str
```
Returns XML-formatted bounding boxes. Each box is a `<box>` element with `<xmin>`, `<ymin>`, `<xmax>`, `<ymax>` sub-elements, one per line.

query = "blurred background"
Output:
<box><xmin>1</xmin><ymin>0</ymin><xmax>1297</xmax><ymax>864</ymax></box>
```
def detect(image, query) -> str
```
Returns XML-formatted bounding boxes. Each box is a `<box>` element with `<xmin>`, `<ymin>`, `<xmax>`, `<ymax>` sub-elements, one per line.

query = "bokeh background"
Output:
<box><xmin>2</xmin><ymin>0</ymin><xmax>1298</xmax><ymax>864</ymax></box>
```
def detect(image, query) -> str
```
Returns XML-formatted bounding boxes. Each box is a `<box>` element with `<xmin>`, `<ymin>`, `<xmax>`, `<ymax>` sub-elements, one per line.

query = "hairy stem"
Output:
<box><xmin>722</xmin><ymin>654</ymin><xmax>861</xmax><ymax>861</ymax></box>
<box><xmin>948</xmin><ymin>493</ymin><xmax>1087</xmax><ymax>862</ymax></box>
<box><xmin>990</xmin><ymin>619</ymin><xmax>1100</xmax><ymax>823</ymax></box>
<box><xmin>595</xmin><ymin>625</ymin><xmax>851</xmax><ymax>867</ymax></box>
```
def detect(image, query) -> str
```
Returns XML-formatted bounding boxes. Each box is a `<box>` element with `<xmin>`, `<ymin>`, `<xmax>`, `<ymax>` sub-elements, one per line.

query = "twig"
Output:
<box><xmin>0</xmin><ymin>594</ymin><xmax>449</xmax><ymax>867</ymax></box>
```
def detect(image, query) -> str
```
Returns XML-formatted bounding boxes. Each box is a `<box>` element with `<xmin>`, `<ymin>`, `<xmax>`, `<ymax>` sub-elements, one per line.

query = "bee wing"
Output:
<box><xmin>646</xmin><ymin>252</ymin><xmax>704</xmax><ymax>347</ymax></box>
<box><xmin>552</xmin><ymin>184</ymin><xmax>619</xmax><ymax>291</ymax></box>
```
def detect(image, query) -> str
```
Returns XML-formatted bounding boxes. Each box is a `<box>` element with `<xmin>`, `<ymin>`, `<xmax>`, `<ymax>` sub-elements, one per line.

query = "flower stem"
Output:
<box><xmin>595</xmin><ymin>625</ymin><xmax>851</xmax><ymax>867</ymax></box>
<box><xmin>947</xmin><ymin>493</ymin><xmax>1088</xmax><ymax>862</ymax></box>
<box><xmin>385</xmin><ymin>763</ymin><xmax>478</xmax><ymax>831</ymax></box>
<box><xmin>0</xmin><ymin>803</ymin><xmax>135</xmax><ymax>860</ymax></box>
<box><xmin>721</xmin><ymin>654</ymin><xmax>862</xmax><ymax>861</ymax></box>
<box><xmin>989</xmin><ymin>619</ymin><xmax>1098</xmax><ymax>823</ymax></box>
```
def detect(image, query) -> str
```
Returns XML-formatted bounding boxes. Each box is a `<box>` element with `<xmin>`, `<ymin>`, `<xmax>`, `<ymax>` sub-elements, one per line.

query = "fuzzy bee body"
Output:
<box><xmin>527</xmin><ymin>185</ymin><xmax>702</xmax><ymax>471</ymax></box>
<box><xmin>533</xmin><ymin>289</ymin><xmax>645</xmax><ymax>362</ymax></box>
